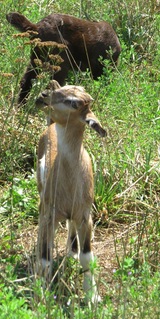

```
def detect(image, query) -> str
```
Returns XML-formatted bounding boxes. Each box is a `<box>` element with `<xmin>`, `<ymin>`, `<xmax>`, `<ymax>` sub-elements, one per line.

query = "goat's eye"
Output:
<box><xmin>42</xmin><ymin>92</ymin><xmax>48</xmax><ymax>98</ymax></box>
<box><xmin>71</xmin><ymin>101</ymin><xmax>78</xmax><ymax>109</ymax></box>
<box><xmin>64</xmin><ymin>98</ymin><xmax>79</xmax><ymax>109</ymax></box>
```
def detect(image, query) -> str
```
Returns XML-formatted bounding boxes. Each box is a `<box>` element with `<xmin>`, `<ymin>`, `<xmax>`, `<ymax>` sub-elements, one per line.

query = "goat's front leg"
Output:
<box><xmin>18</xmin><ymin>60</ymin><xmax>38</xmax><ymax>105</ymax></box>
<box><xmin>78</xmin><ymin>214</ymin><xmax>101</xmax><ymax>303</ymax></box>
<box><xmin>36</xmin><ymin>202</ymin><xmax>57</xmax><ymax>281</ymax></box>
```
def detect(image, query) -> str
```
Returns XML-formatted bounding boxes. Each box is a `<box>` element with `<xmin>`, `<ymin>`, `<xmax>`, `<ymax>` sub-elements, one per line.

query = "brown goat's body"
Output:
<box><xmin>6</xmin><ymin>12</ymin><xmax>121</xmax><ymax>104</ymax></box>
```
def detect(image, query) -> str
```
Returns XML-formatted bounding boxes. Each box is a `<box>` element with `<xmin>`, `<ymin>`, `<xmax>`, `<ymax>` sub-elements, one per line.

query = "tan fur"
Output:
<box><xmin>36</xmin><ymin>80</ymin><xmax>106</xmax><ymax>302</ymax></box>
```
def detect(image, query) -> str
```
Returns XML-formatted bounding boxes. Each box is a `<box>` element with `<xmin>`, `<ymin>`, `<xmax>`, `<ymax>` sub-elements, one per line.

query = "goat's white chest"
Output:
<box><xmin>55</xmin><ymin>123</ymin><xmax>84</xmax><ymax>163</ymax></box>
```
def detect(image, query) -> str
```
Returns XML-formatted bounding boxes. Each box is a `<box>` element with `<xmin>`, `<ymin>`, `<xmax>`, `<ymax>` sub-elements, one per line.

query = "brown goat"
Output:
<box><xmin>6</xmin><ymin>12</ymin><xmax>121</xmax><ymax>104</ymax></box>
<box><xmin>36</xmin><ymin>80</ymin><xmax>106</xmax><ymax>302</ymax></box>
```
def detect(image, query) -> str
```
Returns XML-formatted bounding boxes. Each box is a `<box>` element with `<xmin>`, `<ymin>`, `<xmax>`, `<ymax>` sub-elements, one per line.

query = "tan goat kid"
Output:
<box><xmin>36</xmin><ymin>80</ymin><xmax>106</xmax><ymax>302</ymax></box>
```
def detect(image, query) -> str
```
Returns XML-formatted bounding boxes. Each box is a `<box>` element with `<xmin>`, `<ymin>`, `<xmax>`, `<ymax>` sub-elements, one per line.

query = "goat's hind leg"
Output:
<box><xmin>67</xmin><ymin>220</ymin><xmax>78</xmax><ymax>258</ymax></box>
<box><xmin>78</xmin><ymin>214</ymin><xmax>101</xmax><ymax>303</ymax></box>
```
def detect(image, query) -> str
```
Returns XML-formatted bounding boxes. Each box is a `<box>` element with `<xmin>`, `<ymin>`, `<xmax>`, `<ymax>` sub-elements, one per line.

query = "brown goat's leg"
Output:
<box><xmin>18</xmin><ymin>62</ymin><xmax>38</xmax><ymax>104</ymax></box>
<box><xmin>53</xmin><ymin>57</ymin><xmax>71</xmax><ymax>86</ymax></box>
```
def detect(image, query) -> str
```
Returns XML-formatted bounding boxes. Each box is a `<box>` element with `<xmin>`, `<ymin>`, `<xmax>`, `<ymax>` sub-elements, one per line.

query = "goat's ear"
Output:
<box><xmin>85</xmin><ymin>113</ymin><xmax>107</xmax><ymax>137</ymax></box>
<box><xmin>50</xmin><ymin>80</ymin><xmax>61</xmax><ymax>90</ymax></box>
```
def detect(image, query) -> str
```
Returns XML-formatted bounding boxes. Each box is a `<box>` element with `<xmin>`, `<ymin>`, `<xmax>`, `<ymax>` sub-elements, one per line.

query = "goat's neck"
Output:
<box><xmin>55</xmin><ymin>123</ymin><xmax>85</xmax><ymax>160</ymax></box>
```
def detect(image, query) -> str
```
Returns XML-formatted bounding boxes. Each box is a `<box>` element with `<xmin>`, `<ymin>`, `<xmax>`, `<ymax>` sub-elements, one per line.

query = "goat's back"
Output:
<box><xmin>7</xmin><ymin>12</ymin><xmax>121</xmax><ymax>68</ymax></box>
<box><xmin>38</xmin><ymin>14</ymin><xmax>121</xmax><ymax>67</ymax></box>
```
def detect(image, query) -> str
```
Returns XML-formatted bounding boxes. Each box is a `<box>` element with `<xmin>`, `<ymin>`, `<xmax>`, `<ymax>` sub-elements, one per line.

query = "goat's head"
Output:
<box><xmin>36</xmin><ymin>80</ymin><xmax>106</xmax><ymax>137</ymax></box>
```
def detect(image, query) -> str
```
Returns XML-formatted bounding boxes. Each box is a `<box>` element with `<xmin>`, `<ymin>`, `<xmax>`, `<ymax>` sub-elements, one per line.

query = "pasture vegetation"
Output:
<box><xmin>0</xmin><ymin>0</ymin><xmax>160</xmax><ymax>318</ymax></box>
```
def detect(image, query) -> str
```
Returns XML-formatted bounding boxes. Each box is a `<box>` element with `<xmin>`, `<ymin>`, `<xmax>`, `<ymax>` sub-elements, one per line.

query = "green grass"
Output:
<box><xmin>0</xmin><ymin>0</ymin><xmax>160</xmax><ymax>318</ymax></box>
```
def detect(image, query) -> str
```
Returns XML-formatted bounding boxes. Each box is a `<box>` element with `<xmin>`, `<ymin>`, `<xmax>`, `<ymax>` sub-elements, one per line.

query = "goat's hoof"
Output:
<box><xmin>85</xmin><ymin>291</ymin><xmax>101</xmax><ymax>304</ymax></box>
<box><xmin>68</xmin><ymin>251</ymin><xmax>79</xmax><ymax>260</ymax></box>
<box><xmin>91</xmin><ymin>293</ymin><xmax>101</xmax><ymax>304</ymax></box>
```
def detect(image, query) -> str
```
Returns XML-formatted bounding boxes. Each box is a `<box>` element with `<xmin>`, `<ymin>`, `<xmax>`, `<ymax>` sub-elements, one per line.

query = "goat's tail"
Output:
<box><xmin>6</xmin><ymin>12</ymin><xmax>38</xmax><ymax>33</ymax></box>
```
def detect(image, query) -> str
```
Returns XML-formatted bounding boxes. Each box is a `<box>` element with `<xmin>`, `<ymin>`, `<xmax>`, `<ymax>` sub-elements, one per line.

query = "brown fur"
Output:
<box><xmin>6</xmin><ymin>12</ymin><xmax>121</xmax><ymax>104</ymax></box>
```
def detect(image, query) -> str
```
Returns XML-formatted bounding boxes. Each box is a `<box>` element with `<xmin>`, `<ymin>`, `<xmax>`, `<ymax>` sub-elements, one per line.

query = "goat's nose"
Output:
<box><xmin>35</xmin><ymin>96</ymin><xmax>48</xmax><ymax>107</ymax></box>
<box><xmin>35</xmin><ymin>97</ymin><xmax>43</xmax><ymax>105</ymax></box>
